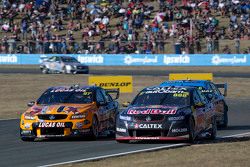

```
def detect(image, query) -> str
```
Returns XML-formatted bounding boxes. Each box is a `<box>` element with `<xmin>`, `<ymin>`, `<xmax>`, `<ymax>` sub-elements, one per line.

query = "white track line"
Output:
<box><xmin>38</xmin><ymin>143</ymin><xmax>189</xmax><ymax>167</ymax></box>
<box><xmin>222</xmin><ymin>132</ymin><xmax>250</xmax><ymax>138</ymax></box>
<box><xmin>0</xmin><ymin>118</ymin><xmax>18</xmax><ymax>121</ymax></box>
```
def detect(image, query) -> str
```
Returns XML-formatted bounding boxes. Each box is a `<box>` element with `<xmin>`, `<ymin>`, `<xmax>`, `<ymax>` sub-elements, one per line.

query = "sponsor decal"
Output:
<box><xmin>212</xmin><ymin>55</ymin><xmax>247</xmax><ymax>65</ymax></box>
<box><xmin>134</xmin><ymin>123</ymin><xmax>162</xmax><ymax>129</ymax></box>
<box><xmin>135</xmin><ymin>137</ymin><xmax>160</xmax><ymax>140</ymax></box>
<box><xmin>76</xmin><ymin>122</ymin><xmax>83</xmax><ymax>128</ymax></box>
<box><xmin>128</xmin><ymin>109</ymin><xmax>176</xmax><ymax>115</ymax></box>
<box><xmin>116</xmin><ymin>127</ymin><xmax>127</xmax><ymax>133</ymax></box>
<box><xmin>119</xmin><ymin>115</ymin><xmax>132</xmax><ymax>121</ymax></box>
<box><xmin>124</xmin><ymin>55</ymin><xmax>158</xmax><ymax>65</ymax></box>
<box><xmin>171</xmin><ymin>128</ymin><xmax>188</xmax><ymax>133</ymax></box>
<box><xmin>0</xmin><ymin>55</ymin><xmax>18</xmax><ymax>63</ymax></box>
<box><xmin>88</xmin><ymin>76</ymin><xmax>133</xmax><ymax>93</ymax></box>
<box><xmin>163</xmin><ymin>55</ymin><xmax>190</xmax><ymax>65</ymax></box>
<box><xmin>50</xmin><ymin>88</ymin><xmax>89</xmax><ymax>93</ymax></box>
<box><xmin>65</xmin><ymin>107</ymin><xmax>79</xmax><ymax>114</ymax></box>
<box><xmin>168</xmin><ymin>116</ymin><xmax>185</xmax><ymax>121</ymax></box>
<box><xmin>38</xmin><ymin>122</ymin><xmax>65</xmax><ymax>128</ymax></box>
<box><xmin>144</xmin><ymin>87</ymin><xmax>188</xmax><ymax>94</ymax></box>
<box><xmin>77</xmin><ymin>55</ymin><xmax>104</xmax><ymax>64</ymax></box>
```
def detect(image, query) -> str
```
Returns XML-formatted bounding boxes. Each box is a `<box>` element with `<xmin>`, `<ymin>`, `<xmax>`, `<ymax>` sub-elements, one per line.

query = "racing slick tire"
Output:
<box><xmin>89</xmin><ymin>116</ymin><xmax>99</xmax><ymax>140</ymax></box>
<box><xmin>42</xmin><ymin>67</ymin><xmax>49</xmax><ymax>74</ymax></box>
<box><xmin>221</xmin><ymin>105</ymin><xmax>228</xmax><ymax>128</ymax></box>
<box><xmin>208</xmin><ymin>116</ymin><xmax>217</xmax><ymax>140</ymax></box>
<box><xmin>62</xmin><ymin>67</ymin><xmax>67</xmax><ymax>74</ymax></box>
<box><xmin>188</xmin><ymin>117</ymin><xmax>195</xmax><ymax>143</ymax></box>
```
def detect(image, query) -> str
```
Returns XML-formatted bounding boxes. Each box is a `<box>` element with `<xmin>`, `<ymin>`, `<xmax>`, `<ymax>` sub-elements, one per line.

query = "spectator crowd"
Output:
<box><xmin>0</xmin><ymin>0</ymin><xmax>250</xmax><ymax>54</ymax></box>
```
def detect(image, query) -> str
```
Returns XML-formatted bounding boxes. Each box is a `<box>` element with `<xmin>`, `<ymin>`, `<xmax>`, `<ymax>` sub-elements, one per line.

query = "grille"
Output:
<box><xmin>129</xmin><ymin>130</ymin><xmax>162</xmax><ymax>137</ymax></box>
<box><xmin>38</xmin><ymin>114</ymin><xmax>68</xmax><ymax>120</ymax></box>
<box><xmin>134</xmin><ymin>115</ymin><xmax>164</xmax><ymax>122</ymax></box>
<box><xmin>40</xmin><ymin>128</ymin><xmax>64</xmax><ymax>136</ymax></box>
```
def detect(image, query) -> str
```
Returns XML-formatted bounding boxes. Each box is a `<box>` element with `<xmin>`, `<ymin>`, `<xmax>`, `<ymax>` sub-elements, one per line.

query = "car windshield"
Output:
<box><xmin>131</xmin><ymin>90</ymin><xmax>190</xmax><ymax>106</ymax></box>
<box><xmin>61</xmin><ymin>57</ymin><xmax>79</xmax><ymax>63</ymax></box>
<box><xmin>37</xmin><ymin>89</ymin><xmax>93</xmax><ymax>105</ymax></box>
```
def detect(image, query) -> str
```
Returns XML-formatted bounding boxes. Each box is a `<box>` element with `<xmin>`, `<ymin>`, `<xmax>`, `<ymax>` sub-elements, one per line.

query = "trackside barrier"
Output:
<box><xmin>0</xmin><ymin>54</ymin><xmax>249</xmax><ymax>66</ymax></box>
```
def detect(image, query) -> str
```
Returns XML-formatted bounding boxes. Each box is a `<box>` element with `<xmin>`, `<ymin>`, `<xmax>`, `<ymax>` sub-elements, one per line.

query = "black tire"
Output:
<box><xmin>21</xmin><ymin>137</ymin><xmax>35</xmax><ymax>141</ymax></box>
<box><xmin>89</xmin><ymin>116</ymin><xmax>99</xmax><ymax>140</ymax></box>
<box><xmin>62</xmin><ymin>66</ymin><xmax>67</xmax><ymax>74</ymax></box>
<box><xmin>188</xmin><ymin>117</ymin><xmax>195</xmax><ymax>143</ymax></box>
<box><xmin>116</xmin><ymin>140</ymin><xmax>130</xmax><ymax>143</ymax></box>
<box><xmin>42</xmin><ymin>68</ymin><xmax>49</xmax><ymax>74</ymax></box>
<box><xmin>222</xmin><ymin>108</ymin><xmax>228</xmax><ymax>128</ymax></box>
<box><xmin>208</xmin><ymin>116</ymin><xmax>217</xmax><ymax>140</ymax></box>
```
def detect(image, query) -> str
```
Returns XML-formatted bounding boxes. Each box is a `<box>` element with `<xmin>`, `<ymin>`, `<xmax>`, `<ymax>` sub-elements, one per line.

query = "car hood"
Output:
<box><xmin>25</xmin><ymin>103</ymin><xmax>95</xmax><ymax>115</ymax></box>
<box><xmin>123</xmin><ymin>105</ymin><xmax>188</xmax><ymax>115</ymax></box>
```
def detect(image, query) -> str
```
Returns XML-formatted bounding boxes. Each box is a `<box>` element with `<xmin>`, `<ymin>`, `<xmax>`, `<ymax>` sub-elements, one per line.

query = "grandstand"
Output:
<box><xmin>0</xmin><ymin>0</ymin><xmax>249</xmax><ymax>54</ymax></box>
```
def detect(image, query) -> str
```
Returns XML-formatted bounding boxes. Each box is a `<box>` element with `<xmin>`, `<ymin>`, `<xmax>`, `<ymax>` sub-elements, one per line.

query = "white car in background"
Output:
<box><xmin>40</xmin><ymin>56</ymin><xmax>89</xmax><ymax>74</ymax></box>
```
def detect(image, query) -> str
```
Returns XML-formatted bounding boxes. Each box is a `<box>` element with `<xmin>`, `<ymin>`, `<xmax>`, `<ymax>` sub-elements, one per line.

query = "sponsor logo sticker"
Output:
<box><xmin>134</xmin><ymin>123</ymin><xmax>162</xmax><ymax>129</ymax></box>
<box><xmin>38</xmin><ymin>122</ymin><xmax>65</xmax><ymax>128</ymax></box>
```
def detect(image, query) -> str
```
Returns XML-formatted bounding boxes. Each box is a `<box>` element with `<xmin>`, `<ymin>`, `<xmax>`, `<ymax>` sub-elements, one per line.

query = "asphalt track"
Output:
<box><xmin>0</xmin><ymin>66</ymin><xmax>250</xmax><ymax>77</ymax></box>
<box><xmin>0</xmin><ymin>98</ymin><xmax>250</xmax><ymax>167</ymax></box>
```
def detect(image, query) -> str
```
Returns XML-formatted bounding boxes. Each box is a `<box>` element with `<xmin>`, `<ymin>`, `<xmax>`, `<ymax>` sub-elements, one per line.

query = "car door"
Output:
<box><xmin>192</xmin><ymin>89</ymin><xmax>206</xmax><ymax>132</ymax></box>
<box><xmin>209</xmin><ymin>82</ymin><xmax>224</xmax><ymax>117</ymax></box>
<box><xmin>100</xmin><ymin>89</ymin><xmax>118</xmax><ymax>129</ymax></box>
<box><xmin>196</xmin><ymin>89</ymin><xmax>214</xmax><ymax>129</ymax></box>
<box><xmin>95</xmin><ymin>88</ymin><xmax>109</xmax><ymax>131</ymax></box>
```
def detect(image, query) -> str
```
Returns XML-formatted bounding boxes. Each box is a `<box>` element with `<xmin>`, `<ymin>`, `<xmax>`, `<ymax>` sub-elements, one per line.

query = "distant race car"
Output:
<box><xmin>40</xmin><ymin>56</ymin><xmax>89</xmax><ymax>74</ymax></box>
<box><xmin>160</xmin><ymin>73</ymin><xmax>228</xmax><ymax>127</ymax></box>
<box><xmin>116</xmin><ymin>86</ymin><xmax>217</xmax><ymax>143</ymax></box>
<box><xmin>20</xmin><ymin>85</ymin><xmax>119</xmax><ymax>141</ymax></box>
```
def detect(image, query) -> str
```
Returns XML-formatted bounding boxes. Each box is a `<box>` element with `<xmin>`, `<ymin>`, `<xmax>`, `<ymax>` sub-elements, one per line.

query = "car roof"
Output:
<box><xmin>160</xmin><ymin>80</ymin><xmax>210</xmax><ymax>88</ymax></box>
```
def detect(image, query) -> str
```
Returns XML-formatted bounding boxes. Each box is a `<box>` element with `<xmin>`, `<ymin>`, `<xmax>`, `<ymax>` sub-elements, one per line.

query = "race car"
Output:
<box><xmin>40</xmin><ymin>56</ymin><xmax>89</xmax><ymax>74</ymax></box>
<box><xmin>160</xmin><ymin>73</ymin><xmax>228</xmax><ymax>127</ymax></box>
<box><xmin>116</xmin><ymin>86</ymin><xmax>217</xmax><ymax>143</ymax></box>
<box><xmin>20</xmin><ymin>85</ymin><xmax>119</xmax><ymax>141</ymax></box>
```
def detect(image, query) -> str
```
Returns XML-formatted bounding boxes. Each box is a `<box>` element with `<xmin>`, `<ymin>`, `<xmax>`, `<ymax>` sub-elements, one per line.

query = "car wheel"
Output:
<box><xmin>90</xmin><ymin>116</ymin><xmax>99</xmax><ymax>140</ymax></box>
<box><xmin>62</xmin><ymin>67</ymin><xmax>67</xmax><ymax>74</ymax></box>
<box><xmin>116</xmin><ymin>139</ymin><xmax>130</xmax><ymax>143</ymax></box>
<box><xmin>188</xmin><ymin>117</ymin><xmax>195</xmax><ymax>143</ymax></box>
<box><xmin>222</xmin><ymin>108</ymin><xmax>228</xmax><ymax>128</ymax></box>
<box><xmin>42</xmin><ymin>68</ymin><xmax>49</xmax><ymax>74</ymax></box>
<box><xmin>208</xmin><ymin>116</ymin><xmax>217</xmax><ymax>140</ymax></box>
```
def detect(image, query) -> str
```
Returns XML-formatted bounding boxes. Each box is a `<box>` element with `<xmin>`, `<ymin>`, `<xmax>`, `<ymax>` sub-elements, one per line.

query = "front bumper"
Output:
<box><xmin>116</xmin><ymin>116</ymin><xmax>190</xmax><ymax>141</ymax></box>
<box><xmin>20</xmin><ymin>120</ymin><xmax>92</xmax><ymax>139</ymax></box>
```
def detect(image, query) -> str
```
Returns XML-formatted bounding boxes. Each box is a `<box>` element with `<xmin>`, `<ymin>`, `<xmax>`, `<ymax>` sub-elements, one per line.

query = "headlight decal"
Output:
<box><xmin>119</xmin><ymin>115</ymin><xmax>132</xmax><ymax>121</ymax></box>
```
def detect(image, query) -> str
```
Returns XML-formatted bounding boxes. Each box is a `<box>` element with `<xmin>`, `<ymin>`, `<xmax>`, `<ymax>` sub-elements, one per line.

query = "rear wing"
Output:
<box><xmin>105</xmin><ymin>88</ymin><xmax>120</xmax><ymax>100</ymax></box>
<box><xmin>169</xmin><ymin>73</ymin><xmax>213</xmax><ymax>81</ymax></box>
<box><xmin>215</xmin><ymin>83</ymin><xmax>227</xmax><ymax>97</ymax></box>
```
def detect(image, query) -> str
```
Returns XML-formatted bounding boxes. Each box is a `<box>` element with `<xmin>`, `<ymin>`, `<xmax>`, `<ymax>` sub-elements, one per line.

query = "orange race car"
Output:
<box><xmin>20</xmin><ymin>85</ymin><xmax>119</xmax><ymax>141</ymax></box>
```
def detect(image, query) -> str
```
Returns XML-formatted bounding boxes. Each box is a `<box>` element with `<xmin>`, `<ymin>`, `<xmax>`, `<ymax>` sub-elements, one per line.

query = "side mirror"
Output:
<box><xmin>27</xmin><ymin>101</ymin><xmax>35</xmax><ymax>107</ymax></box>
<box><xmin>207</xmin><ymin>93</ymin><xmax>214</xmax><ymax>101</ymax></box>
<box><xmin>122</xmin><ymin>102</ymin><xmax>130</xmax><ymax>107</ymax></box>
<box><xmin>195</xmin><ymin>102</ymin><xmax>205</xmax><ymax>108</ymax></box>
<box><xmin>98</xmin><ymin>101</ymin><xmax>107</xmax><ymax>106</ymax></box>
